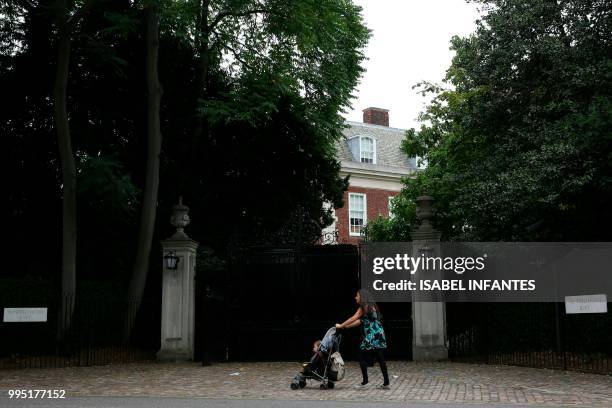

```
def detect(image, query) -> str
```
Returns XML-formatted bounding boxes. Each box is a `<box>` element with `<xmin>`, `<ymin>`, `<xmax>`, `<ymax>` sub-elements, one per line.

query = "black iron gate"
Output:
<box><xmin>195</xmin><ymin>244</ymin><xmax>412</xmax><ymax>362</ymax></box>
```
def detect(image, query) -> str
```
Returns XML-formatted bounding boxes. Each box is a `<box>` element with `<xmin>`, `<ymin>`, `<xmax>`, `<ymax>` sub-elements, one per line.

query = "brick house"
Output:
<box><xmin>323</xmin><ymin>107</ymin><xmax>418</xmax><ymax>245</ymax></box>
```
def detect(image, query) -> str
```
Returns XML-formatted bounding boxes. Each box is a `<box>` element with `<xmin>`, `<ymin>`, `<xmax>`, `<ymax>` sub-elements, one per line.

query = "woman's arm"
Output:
<box><xmin>344</xmin><ymin>319</ymin><xmax>361</xmax><ymax>329</ymax></box>
<box><xmin>336</xmin><ymin>308</ymin><xmax>363</xmax><ymax>329</ymax></box>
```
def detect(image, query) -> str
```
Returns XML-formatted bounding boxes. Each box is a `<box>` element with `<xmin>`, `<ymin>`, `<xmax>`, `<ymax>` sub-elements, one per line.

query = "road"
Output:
<box><xmin>0</xmin><ymin>396</ymin><xmax>557</xmax><ymax>408</ymax></box>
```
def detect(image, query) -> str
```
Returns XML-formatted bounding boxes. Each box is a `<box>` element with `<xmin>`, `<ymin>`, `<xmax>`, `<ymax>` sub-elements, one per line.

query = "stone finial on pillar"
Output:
<box><xmin>158</xmin><ymin>197</ymin><xmax>198</xmax><ymax>362</ymax></box>
<box><xmin>169</xmin><ymin>196</ymin><xmax>191</xmax><ymax>238</ymax></box>
<box><xmin>411</xmin><ymin>195</ymin><xmax>448</xmax><ymax>361</ymax></box>
<box><xmin>412</xmin><ymin>195</ymin><xmax>440</xmax><ymax>240</ymax></box>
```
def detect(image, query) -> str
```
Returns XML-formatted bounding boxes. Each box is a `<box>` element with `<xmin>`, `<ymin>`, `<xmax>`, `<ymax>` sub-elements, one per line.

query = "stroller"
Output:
<box><xmin>290</xmin><ymin>327</ymin><xmax>345</xmax><ymax>390</ymax></box>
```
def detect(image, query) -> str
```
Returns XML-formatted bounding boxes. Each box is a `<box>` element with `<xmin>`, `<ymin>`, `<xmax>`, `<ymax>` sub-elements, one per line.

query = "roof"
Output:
<box><xmin>336</xmin><ymin>121</ymin><xmax>416</xmax><ymax>170</ymax></box>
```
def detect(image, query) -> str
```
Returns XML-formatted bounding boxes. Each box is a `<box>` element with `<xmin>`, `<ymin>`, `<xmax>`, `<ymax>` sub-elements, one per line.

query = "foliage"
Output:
<box><xmin>369</xmin><ymin>0</ymin><xmax>612</xmax><ymax>242</ymax></box>
<box><xmin>172</xmin><ymin>88</ymin><xmax>350</xmax><ymax>248</ymax></box>
<box><xmin>78</xmin><ymin>154</ymin><xmax>140</xmax><ymax>219</ymax></box>
<box><xmin>2</xmin><ymin>0</ymin><xmax>369</xmax><ymax>285</ymax></box>
<box><xmin>363</xmin><ymin>193</ymin><xmax>418</xmax><ymax>242</ymax></box>
<box><xmin>162</xmin><ymin>0</ymin><xmax>369</xmax><ymax>129</ymax></box>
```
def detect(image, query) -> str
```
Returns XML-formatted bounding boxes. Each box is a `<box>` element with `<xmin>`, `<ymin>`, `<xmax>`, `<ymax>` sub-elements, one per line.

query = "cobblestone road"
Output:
<box><xmin>1</xmin><ymin>361</ymin><xmax>611</xmax><ymax>407</ymax></box>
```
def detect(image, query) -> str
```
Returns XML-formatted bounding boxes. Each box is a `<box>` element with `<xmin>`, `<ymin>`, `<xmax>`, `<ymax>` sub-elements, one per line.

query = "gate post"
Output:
<box><xmin>157</xmin><ymin>198</ymin><xmax>198</xmax><ymax>362</ymax></box>
<box><xmin>411</xmin><ymin>195</ymin><xmax>448</xmax><ymax>361</ymax></box>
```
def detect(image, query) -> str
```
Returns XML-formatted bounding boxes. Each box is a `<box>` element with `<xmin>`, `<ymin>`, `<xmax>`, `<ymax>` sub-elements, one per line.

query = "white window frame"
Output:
<box><xmin>359</xmin><ymin>136</ymin><xmax>376</xmax><ymax>164</ymax></box>
<box><xmin>348</xmin><ymin>193</ymin><xmax>367</xmax><ymax>237</ymax></box>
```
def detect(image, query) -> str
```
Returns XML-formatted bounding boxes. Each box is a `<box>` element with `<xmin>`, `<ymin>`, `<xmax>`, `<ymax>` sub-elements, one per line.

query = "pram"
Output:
<box><xmin>290</xmin><ymin>327</ymin><xmax>344</xmax><ymax>390</ymax></box>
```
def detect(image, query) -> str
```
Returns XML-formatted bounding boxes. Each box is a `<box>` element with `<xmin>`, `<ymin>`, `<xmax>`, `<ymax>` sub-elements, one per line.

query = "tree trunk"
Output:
<box><xmin>53</xmin><ymin>19</ymin><xmax>77</xmax><ymax>341</ymax></box>
<box><xmin>51</xmin><ymin>0</ymin><xmax>95</xmax><ymax>342</ymax></box>
<box><xmin>189</xmin><ymin>0</ymin><xmax>210</xmax><ymax>166</ymax></box>
<box><xmin>124</xmin><ymin>1</ymin><xmax>162</xmax><ymax>341</ymax></box>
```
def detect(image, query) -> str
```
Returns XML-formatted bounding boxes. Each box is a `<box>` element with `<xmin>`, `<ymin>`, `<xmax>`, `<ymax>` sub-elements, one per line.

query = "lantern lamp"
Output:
<box><xmin>164</xmin><ymin>251</ymin><xmax>179</xmax><ymax>270</ymax></box>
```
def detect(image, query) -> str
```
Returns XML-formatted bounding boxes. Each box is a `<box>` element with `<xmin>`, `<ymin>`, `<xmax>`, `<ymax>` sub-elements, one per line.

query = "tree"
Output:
<box><xmin>3</xmin><ymin>0</ymin><xmax>368</xmax><ymax>308</ymax></box>
<box><xmin>126</xmin><ymin>0</ymin><xmax>369</xmax><ymax>305</ymax></box>
<box><xmin>161</xmin><ymin>0</ymin><xmax>370</xmax><ymax>174</ymax></box>
<box><xmin>52</xmin><ymin>0</ymin><xmax>95</xmax><ymax>335</ymax></box>
<box><xmin>2</xmin><ymin>0</ymin><xmax>140</xmax><ymax>286</ymax></box>
<box><xmin>373</xmin><ymin>0</ymin><xmax>612</xmax><ymax>242</ymax></box>
<box><xmin>363</xmin><ymin>194</ymin><xmax>418</xmax><ymax>242</ymax></box>
<box><xmin>125</xmin><ymin>0</ymin><xmax>162</xmax><ymax>339</ymax></box>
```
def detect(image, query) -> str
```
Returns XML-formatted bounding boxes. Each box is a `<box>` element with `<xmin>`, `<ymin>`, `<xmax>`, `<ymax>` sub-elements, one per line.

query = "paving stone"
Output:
<box><xmin>1</xmin><ymin>361</ymin><xmax>611</xmax><ymax>407</ymax></box>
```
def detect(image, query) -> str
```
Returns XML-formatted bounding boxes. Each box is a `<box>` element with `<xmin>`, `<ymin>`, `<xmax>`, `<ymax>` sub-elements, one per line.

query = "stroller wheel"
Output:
<box><xmin>290</xmin><ymin>382</ymin><xmax>299</xmax><ymax>390</ymax></box>
<box><xmin>320</xmin><ymin>383</ymin><xmax>328</xmax><ymax>390</ymax></box>
<box><xmin>327</xmin><ymin>381</ymin><xmax>335</xmax><ymax>389</ymax></box>
<box><xmin>299</xmin><ymin>380</ymin><xmax>306</xmax><ymax>388</ymax></box>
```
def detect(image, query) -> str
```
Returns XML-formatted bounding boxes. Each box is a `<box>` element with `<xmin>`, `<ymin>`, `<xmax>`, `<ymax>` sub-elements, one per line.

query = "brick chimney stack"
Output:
<box><xmin>362</xmin><ymin>107</ymin><xmax>389</xmax><ymax>127</ymax></box>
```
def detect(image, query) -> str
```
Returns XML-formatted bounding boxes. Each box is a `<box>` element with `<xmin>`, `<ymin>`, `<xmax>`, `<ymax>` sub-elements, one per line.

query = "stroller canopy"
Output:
<box><xmin>319</xmin><ymin>327</ymin><xmax>338</xmax><ymax>353</ymax></box>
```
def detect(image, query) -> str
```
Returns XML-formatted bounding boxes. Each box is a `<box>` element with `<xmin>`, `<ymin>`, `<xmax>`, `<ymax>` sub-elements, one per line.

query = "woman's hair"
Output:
<box><xmin>358</xmin><ymin>289</ymin><xmax>380</xmax><ymax>316</ymax></box>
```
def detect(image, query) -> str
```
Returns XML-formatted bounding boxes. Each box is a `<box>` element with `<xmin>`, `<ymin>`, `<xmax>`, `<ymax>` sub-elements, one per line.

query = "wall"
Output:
<box><xmin>336</xmin><ymin>186</ymin><xmax>398</xmax><ymax>245</ymax></box>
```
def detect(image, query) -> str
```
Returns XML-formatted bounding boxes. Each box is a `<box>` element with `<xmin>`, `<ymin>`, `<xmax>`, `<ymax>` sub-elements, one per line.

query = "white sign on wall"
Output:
<box><xmin>3</xmin><ymin>308</ymin><xmax>48</xmax><ymax>322</ymax></box>
<box><xmin>565</xmin><ymin>294</ymin><xmax>608</xmax><ymax>314</ymax></box>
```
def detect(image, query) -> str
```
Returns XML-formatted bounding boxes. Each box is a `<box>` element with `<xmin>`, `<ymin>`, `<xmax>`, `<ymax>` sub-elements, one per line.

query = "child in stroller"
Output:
<box><xmin>290</xmin><ymin>327</ymin><xmax>344</xmax><ymax>390</ymax></box>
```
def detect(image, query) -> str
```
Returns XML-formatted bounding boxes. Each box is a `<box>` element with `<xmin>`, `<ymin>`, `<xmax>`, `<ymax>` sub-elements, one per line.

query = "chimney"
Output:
<box><xmin>362</xmin><ymin>107</ymin><xmax>389</xmax><ymax>127</ymax></box>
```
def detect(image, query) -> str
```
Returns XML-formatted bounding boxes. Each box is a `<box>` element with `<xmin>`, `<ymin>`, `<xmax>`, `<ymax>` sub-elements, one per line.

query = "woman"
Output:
<box><xmin>336</xmin><ymin>289</ymin><xmax>390</xmax><ymax>389</ymax></box>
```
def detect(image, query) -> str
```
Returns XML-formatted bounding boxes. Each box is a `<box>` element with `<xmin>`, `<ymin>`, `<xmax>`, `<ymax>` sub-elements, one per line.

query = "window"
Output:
<box><xmin>360</xmin><ymin>136</ymin><xmax>375</xmax><ymax>163</ymax></box>
<box><xmin>349</xmin><ymin>193</ymin><xmax>367</xmax><ymax>236</ymax></box>
<box><xmin>388</xmin><ymin>196</ymin><xmax>395</xmax><ymax>219</ymax></box>
<box><xmin>348</xmin><ymin>135</ymin><xmax>377</xmax><ymax>164</ymax></box>
<box><xmin>416</xmin><ymin>155</ymin><xmax>428</xmax><ymax>169</ymax></box>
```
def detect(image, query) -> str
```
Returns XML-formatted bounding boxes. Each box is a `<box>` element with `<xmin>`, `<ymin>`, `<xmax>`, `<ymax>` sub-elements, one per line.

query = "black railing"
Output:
<box><xmin>447</xmin><ymin>303</ymin><xmax>612</xmax><ymax>375</ymax></box>
<box><xmin>0</xmin><ymin>294</ymin><xmax>159</xmax><ymax>369</ymax></box>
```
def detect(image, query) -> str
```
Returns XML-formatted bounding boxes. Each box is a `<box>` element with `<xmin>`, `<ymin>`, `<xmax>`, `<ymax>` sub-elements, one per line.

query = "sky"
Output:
<box><xmin>343</xmin><ymin>0</ymin><xmax>481</xmax><ymax>130</ymax></box>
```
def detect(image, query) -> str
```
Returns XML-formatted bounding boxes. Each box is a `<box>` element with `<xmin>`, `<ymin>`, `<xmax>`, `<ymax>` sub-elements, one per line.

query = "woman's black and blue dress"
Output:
<box><xmin>360</xmin><ymin>309</ymin><xmax>387</xmax><ymax>351</ymax></box>
<box><xmin>359</xmin><ymin>309</ymin><xmax>389</xmax><ymax>386</ymax></box>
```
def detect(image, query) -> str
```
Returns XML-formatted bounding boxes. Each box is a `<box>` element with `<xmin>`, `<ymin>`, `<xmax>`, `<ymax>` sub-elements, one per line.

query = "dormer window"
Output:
<box><xmin>347</xmin><ymin>135</ymin><xmax>378</xmax><ymax>164</ymax></box>
<box><xmin>359</xmin><ymin>136</ymin><xmax>376</xmax><ymax>164</ymax></box>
